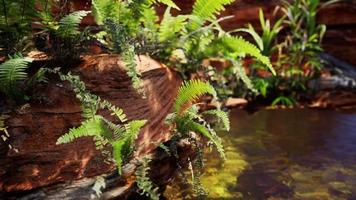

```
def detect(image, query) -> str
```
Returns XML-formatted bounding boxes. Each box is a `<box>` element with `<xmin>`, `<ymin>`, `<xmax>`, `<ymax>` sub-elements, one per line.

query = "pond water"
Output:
<box><xmin>164</xmin><ymin>108</ymin><xmax>356</xmax><ymax>199</ymax></box>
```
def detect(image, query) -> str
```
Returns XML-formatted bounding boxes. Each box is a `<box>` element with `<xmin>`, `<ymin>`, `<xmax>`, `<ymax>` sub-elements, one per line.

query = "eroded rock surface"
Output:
<box><xmin>0</xmin><ymin>54</ymin><xmax>181</xmax><ymax>193</ymax></box>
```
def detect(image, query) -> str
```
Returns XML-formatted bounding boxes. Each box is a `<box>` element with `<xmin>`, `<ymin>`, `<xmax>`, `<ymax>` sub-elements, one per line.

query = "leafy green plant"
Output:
<box><xmin>205</xmin><ymin>34</ymin><xmax>275</xmax><ymax>95</ymax></box>
<box><xmin>56</xmin><ymin>73</ymin><xmax>146</xmax><ymax>174</ymax></box>
<box><xmin>135</xmin><ymin>155</ymin><xmax>160</xmax><ymax>200</ymax></box>
<box><xmin>0</xmin><ymin>0</ymin><xmax>37</xmax><ymax>55</ymax></box>
<box><xmin>227</xmin><ymin>0</ymin><xmax>342</xmax><ymax>106</ymax></box>
<box><xmin>0</xmin><ymin>55</ymin><xmax>46</xmax><ymax>102</ymax></box>
<box><xmin>233</xmin><ymin>8</ymin><xmax>284</xmax><ymax>57</ymax></box>
<box><xmin>164</xmin><ymin>80</ymin><xmax>230</xmax><ymax>196</ymax></box>
<box><xmin>155</xmin><ymin>0</ymin><xmax>236</xmax><ymax>74</ymax></box>
<box><xmin>280</xmin><ymin>0</ymin><xmax>330</xmax><ymax>75</ymax></box>
<box><xmin>271</xmin><ymin>95</ymin><xmax>296</xmax><ymax>107</ymax></box>
<box><xmin>90</xmin><ymin>0</ymin><xmax>179</xmax><ymax>93</ymax></box>
<box><xmin>168</xmin><ymin>80</ymin><xmax>229</xmax><ymax>159</ymax></box>
<box><xmin>90</xmin><ymin>0</ymin><xmax>275</xmax><ymax>98</ymax></box>
<box><xmin>188</xmin><ymin>0</ymin><xmax>234</xmax><ymax>31</ymax></box>
<box><xmin>35</xmin><ymin>10</ymin><xmax>91</xmax><ymax>60</ymax></box>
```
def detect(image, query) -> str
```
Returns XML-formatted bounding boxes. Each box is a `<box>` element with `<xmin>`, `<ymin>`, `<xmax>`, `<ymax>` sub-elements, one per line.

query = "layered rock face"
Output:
<box><xmin>0</xmin><ymin>55</ymin><xmax>181</xmax><ymax>193</ymax></box>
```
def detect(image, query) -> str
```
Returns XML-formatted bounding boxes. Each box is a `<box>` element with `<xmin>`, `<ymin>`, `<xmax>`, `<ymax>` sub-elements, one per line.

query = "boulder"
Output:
<box><xmin>0</xmin><ymin>54</ymin><xmax>181</xmax><ymax>193</ymax></box>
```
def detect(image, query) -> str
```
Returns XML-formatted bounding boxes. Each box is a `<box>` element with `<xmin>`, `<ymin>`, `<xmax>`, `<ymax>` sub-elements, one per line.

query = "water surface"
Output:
<box><xmin>165</xmin><ymin>108</ymin><xmax>356</xmax><ymax>199</ymax></box>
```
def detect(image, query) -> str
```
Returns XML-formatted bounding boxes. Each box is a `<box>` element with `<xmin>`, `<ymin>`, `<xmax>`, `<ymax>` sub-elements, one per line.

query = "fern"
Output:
<box><xmin>202</xmin><ymin>109</ymin><xmax>230</xmax><ymax>131</ymax></box>
<box><xmin>174</xmin><ymin>79</ymin><xmax>217</xmax><ymax>114</ymax></box>
<box><xmin>103</xmin><ymin>20</ymin><xmax>145</xmax><ymax>94</ymax></box>
<box><xmin>120</xmin><ymin>119</ymin><xmax>147</xmax><ymax>160</ymax></box>
<box><xmin>56</xmin><ymin>73</ymin><xmax>146</xmax><ymax>174</ymax></box>
<box><xmin>218</xmin><ymin>35</ymin><xmax>275</xmax><ymax>75</ymax></box>
<box><xmin>121</xmin><ymin>44</ymin><xmax>145</xmax><ymax>93</ymax></box>
<box><xmin>56</xmin><ymin>116</ymin><xmax>110</xmax><ymax>145</ymax></box>
<box><xmin>0</xmin><ymin>0</ymin><xmax>37</xmax><ymax>54</ymax></box>
<box><xmin>159</xmin><ymin>8</ymin><xmax>187</xmax><ymax>43</ymax></box>
<box><xmin>113</xmin><ymin>119</ymin><xmax>149</xmax><ymax>175</ymax></box>
<box><xmin>91</xmin><ymin>0</ymin><xmax>115</xmax><ymax>25</ymax></box>
<box><xmin>184</xmin><ymin>120</ymin><xmax>225</xmax><ymax>159</ymax></box>
<box><xmin>26</xmin><ymin>68</ymin><xmax>47</xmax><ymax>90</ymax></box>
<box><xmin>230</xmin><ymin>59</ymin><xmax>258</xmax><ymax>93</ymax></box>
<box><xmin>0</xmin><ymin>57</ymin><xmax>33</xmax><ymax>98</ymax></box>
<box><xmin>135</xmin><ymin>156</ymin><xmax>160</xmax><ymax>200</ymax></box>
<box><xmin>189</xmin><ymin>0</ymin><xmax>234</xmax><ymax>30</ymax></box>
<box><xmin>56</xmin><ymin>11</ymin><xmax>90</xmax><ymax>38</ymax></box>
<box><xmin>148</xmin><ymin>0</ymin><xmax>179</xmax><ymax>10</ymax></box>
<box><xmin>168</xmin><ymin>80</ymin><xmax>229</xmax><ymax>160</ymax></box>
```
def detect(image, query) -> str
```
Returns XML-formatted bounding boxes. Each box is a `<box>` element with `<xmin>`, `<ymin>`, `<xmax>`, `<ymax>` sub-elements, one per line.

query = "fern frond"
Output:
<box><xmin>122</xmin><ymin>119</ymin><xmax>147</xmax><ymax>156</ymax></box>
<box><xmin>189</xmin><ymin>0</ymin><xmax>234</xmax><ymax>30</ymax></box>
<box><xmin>185</xmin><ymin>120</ymin><xmax>225</xmax><ymax>159</ymax></box>
<box><xmin>174</xmin><ymin>80</ymin><xmax>217</xmax><ymax>114</ymax></box>
<box><xmin>125</xmin><ymin>120</ymin><xmax>147</xmax><ymax>144</ymax></box>
<box><xmin>57</xmin><ymin>11</ymin><xmax>90</xmax><ymax>38</ymax></box>
<box><xmin>100</xmin><ymin>100</ymin><xmax>128</xmax><ymax>123</ymax></box>
<box><xmin>0</xmin><ymin>57</ymin><xmax>33</xmax><ymax>95</ymax></box>
<box><xmin>158</xmin><ymin>143</ymin><xmax>171</xmax><ymax>155</ymax></box>
<box><xmin>59</xmin><ymin>73</ymin><xmax>100</xmax><ymax>119</ymax></box>
<box><xmin>112</xmin><ymin>119</ymin><xmax>147</xmax><ymax>174</ymax></box>
<box><xmin>202</xmin><ymin>109</ymin><xmax>230</xmax><ymax>131</ymax></box>
<box><xmin>230</xmin><ymin>59</ymin><xmax>257</xmax><ymax>93</ymax></box>
<box><xmin>102</xmin><ymin>118</ymin><xmax>125</xmax><ymax>140</ymax></box>
<box><xmin>92</xmin><ymin>0</ymin><xmax>123</xmax><ymax>24</ymax></box>
<box><xmin>122</xmin><ymin>44</ymin><xmax>145</xmax><ymax>93</ymax></box>
<box><xmin>91</xmin><ymin>0</ymin><xmax>109</xmax><ymax>24</ymax></box>
<box><xmin>218</xmin><ymin>35</ymin><xmax>276</xmax><ymax>75</ymax></box>
<box><xmin>135</xmin><ymin>156</ymin><xmax>160</xmax><ymax>200</ymax></box>
<box><xmin>148</xmin><ymin>0</ymin><xmax>180</xmax><ymax>10</ymax></box>
<box><xmin>56</xmin><ymin>116</ymin><xmax>110</xmax><ymax>144</ymax></box>
<box><xmin>159</xmin><ymin>8</ymin><xmax>187</xmax><ymax>42</ymax></box>
<box><xmin>26</xmin><ymin>68</ymin><xmax>47</xmax><ymax>90</ymax></box>
<box><xmin>111</xmin><ymin>139</ymin><xmax>125</xmax><ymax>174</ymax></box>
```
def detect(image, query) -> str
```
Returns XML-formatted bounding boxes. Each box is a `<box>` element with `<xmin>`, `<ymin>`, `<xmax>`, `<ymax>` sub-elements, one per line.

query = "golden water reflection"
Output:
<box><xmin>165</xmin><ymin>109</ymin><xmax>356</xmax><ymax>199</ymax></box>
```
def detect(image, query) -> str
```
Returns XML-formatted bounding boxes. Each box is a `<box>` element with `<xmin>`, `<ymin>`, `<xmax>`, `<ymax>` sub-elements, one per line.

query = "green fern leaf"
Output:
<box><xmin>26</xmin><ymin>68</ymin><xmax>47</xmax><ymax>90</ymax></box>
<box><xmin>174</xmin><ymin>80</ymin><xmax>217</xmax><ymax>114</ymax></box>
<box><xmin>219</xmin><ymin>35</ymin><xmax>276</xmax><ymax>75</ymax></box>
<box><xmin>189</xmin><ymin>0</ymin><xmax>234</xmax><ymax>30</ymax></box>
<box><xmin>102</xmin><ymin>118</ymin><xmax>125</xmax><ymax>140</ymax></box>
<box><xmin>125</xmin><ymin>120</ymin><xmax>147</xmax><ymax>144</ymax></box>
<box><xmin>111</xmin><ymin>119</ymin><xmax>146</xmax><ymax>174</ymax></box>
<box><xmin>185</xmin><ymin>120</ymin><xmax>225</xmax><ymax>159</ymax></box>
<box><xmin>202</xmin><ymin>109</ymin><xmax>230</xmax><ymax>131</ymax></box>
<box><xmin>56</xmin><ymin>116</ymin><xmax>110</xmax><ymax>144</ymax></box>
<box><xmin>57</xmin><ymin>11</ymin><xmax>90</xmax><ymax>38</ymax></box>
<box><xmin>148</xmin><ymin>0</ymin><xmax>180</xmax><ymax>10</ymax></box>
<box><xmin>0</xmin><ymin>57</ymin><xmax>33</xmax><ymax>96</ymax></box>
<box><xmin>159</xmin><ymin>8</ymin><xmax>187</xmax><ymax>42</ymax></box>
<box><xmin>111</xmin><ymin>139</ymin><xmax>126</xmax><ymax>174</ymax></box>
<box><xmin>122</xmin><ymin>44</ymin><xmax>144</xmax><ymax>93</ymax></box>
<box><xmin>122</xmin><ymin>119</ymin><xmax>147</xmax><ymax>156</ymax></box>
<box><xmin>92</xmin><ymin>0</ymin><xmax>119</xmax><ymax>25</ymax></box>
<box><xmin>230</xmin><ymin>59</ymin><xmax>257</xmax><ymax>93</ymax></box>
<box><xmin>135</xmin><ymin>156</ymin><xmax>160</xmax><ymax>200</ymax></box>
<box><xmin>100</xmin><ymin>100</ymin><xmax>128</xmax><ymax>122</ymax></box>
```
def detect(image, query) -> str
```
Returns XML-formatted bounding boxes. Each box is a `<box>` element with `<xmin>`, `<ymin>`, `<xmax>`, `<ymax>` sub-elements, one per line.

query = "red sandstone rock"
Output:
<box><xmin>0</xmin><ymin>54</ymin><xmax>181</xmax><ymax>192</ymax></box>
